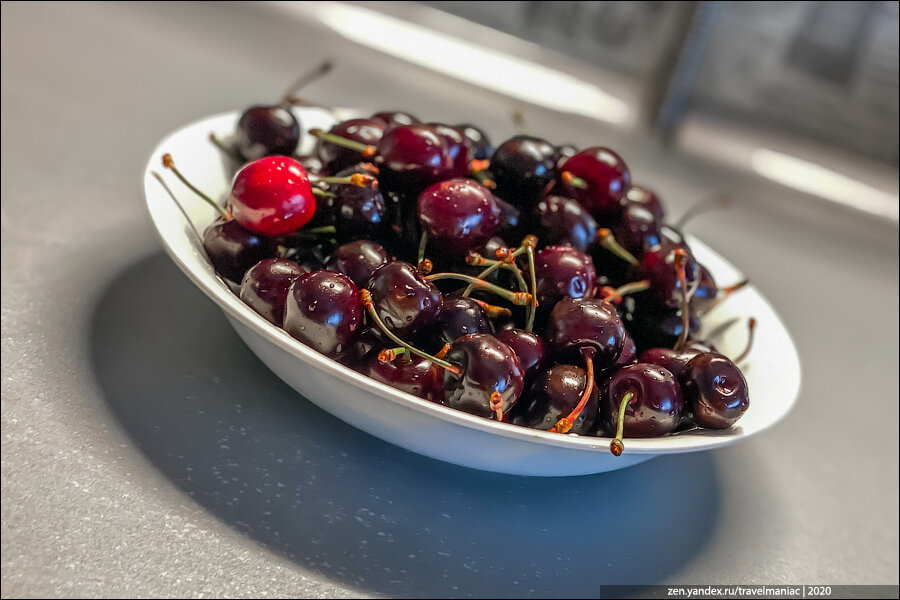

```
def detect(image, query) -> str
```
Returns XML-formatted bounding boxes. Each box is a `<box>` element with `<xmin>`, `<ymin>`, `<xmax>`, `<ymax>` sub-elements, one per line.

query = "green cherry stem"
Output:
<box><xmin>308</xmin><ymin>128</ymin><xmax>377</xmax><ymax>157</ymax></box>
<box><xmin>161</xmin><ymin>154</ymin><xmax>227</xmax><ymax>217</ymax></box>
<box><xmin>426</xmin><ymin>273</ymin><xmax>532</xmax><ymax>306</ymax></box>
<box><xmin>609</xmin><ymin>390</ymin><xmax>635</xmax><ymax>456</ymax></box>
<box><xmin>360</xmin><ymin>290</ymin><xmax>461</xmax><ymax>375</ymax></box>
<box><xmin>465</xmin><ymin>252</ymin><xmax>528</xmax><ymax>293</ymax></box>
<box><xmin>596</xmin><ymin>229</ymin><xmax>638</xmax><ymax>266</ymax></box>
<box><xmin>602</xmin><ymin>280</ymin><xmax>651</xmax><ymax>303</ymax></box>
<box><xmin>208</xmin><ymin>133</ymin><xmax>243</xmax><ymax>163</ymax></box>
<box><xmin>525</xmin><ymin>237</ymin><xmax>539</xmax><ymax>332</ymax></box>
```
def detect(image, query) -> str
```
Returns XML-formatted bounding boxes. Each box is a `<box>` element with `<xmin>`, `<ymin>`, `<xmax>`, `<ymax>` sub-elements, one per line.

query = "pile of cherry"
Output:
<box><xmin>163</xmin><ymin>81</ymin><xmax>751</xmax><ymax>457</ymax></box>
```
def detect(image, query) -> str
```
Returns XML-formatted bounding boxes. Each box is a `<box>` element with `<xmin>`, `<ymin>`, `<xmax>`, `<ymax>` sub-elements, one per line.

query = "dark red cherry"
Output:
<box><xmin>511</xmin><ymin>364</ymin><xmax>599</xmax><ymax>434</ymax></box>
<box><xmin>494</xmin><ymin>196</ymin><xmax>521</xmax><ymax>233</ymax></box>
<box><xmin>560</xmin><ymin>147</ymin><xmax>630</xmax><ymax>222</ymax></box>
<box><xmin>317</xmin><ymin>118</ymin><xmax>387</xmax><ymax>174</ymax></box>
<box><xmin>605</xmin><ymin>332</ymin><xmax>637</xmax><ymax>373</ymax></box>
<box><xmin>418</xmin><ymin>178</ymin><xmax>500</xmax><ymax>260</ymax></box>
<box><xmin>428</xmin><ymin>123</ymin><xmax>470</xmax><ymax>179</ymax></box>
<box><xmin>234</xmin><ymin>105</ymin><xmax>300</xmax><ymax>161</ymax></box>
<box><xmin>624</xmin><ymin>185</ymin><xmax>665</xmax><ymax>221</ymax></box>
<box><xmin>372</xmin><ymin>110</ymin><xmax>420</xmax><ymax>129</ymax></box>
<box><xmin>691</xmin><ymin>264</ymin><xmax>718</xmax><ymax>312</ymax></box>
<box><xmin>630</xmin><ymin>242</ymin><xmax>700</xmax><ymax>311</ymax></box>
<box><xmin>545</xmin><ymin>297</ymin><xmax>626</xmax><ymax>369</ymax></box>
<box><xmin>601</xmin><ymin>363</ymin><xmax>684</xmax><ymax>437</ymax></box>
<box><xmin>229</xmin><ymin>156</ymin><xmax>316</xmax><ymax>236</ymax></box>
<box><xmin>436</xmin><ymin>297</ymin><xmax>493</xmax><ymax>345</ymax></box>
<box><xmin>455</xmin><ymin>123</ymin><xmax>493</xmax><ymax>160</ymax></box>
<box><xmin>376</xmin><ymin>124</ymin><xmax>454</xmax><ymax>191</ymax></box>
<box><xmin>239</xmin><ymin>258</ymin><xmax>307</xmax><ymax>326</ymax></box>
<box><xmin>496</xmin><ymin>328</ymin><xmax>545</xmax><ymax>382</ymax></box>
<box><xmin>638</xmin><ymin>346</ymin><xmax>702</xmax><ymax>380</ymax></box>
<box><xmin>325</xmin><ymin>240</ymin><xmax>389</xmax><ymax>288</ymax></box>
<box><xmin>283</xmin><ymin>270</ymin><xmax>362</xmax><ymax>358</ymax></box>
<box><xmin>555</xmin><ymin>144</ymin><xmax>578</xmax><ymax>168</ymax></box>
<box><xmin>533</xmin><ymin>195</ymin><xmax>597</xmax><ymax>253</ymax></box>
<box><xmin>442</xmin><ymin>334</ymin><xmax>525</xmax><ymax>419</ymax></box>
<box><xmin>203</xmin><ymin>217</ymin><xmax>278</xmax><ymax>282</ymax></box>
<box><xmin>682</xmin><ymin>353</ymin><xmax>749</xmax><ymax>429</ymax></box>
<box><xmin>322</xmin><ymin>163</ymin><xmax>387</xmax><ymax>238</ymax></box>
<box><xmin>533</xmin><ymin>246</ymin><xmax>597</xmax><ymax>306</ymax></box>
<box><xmin>614</xmin><ymin>200</ymin><xmax>662</xmax><ymax>255</ymax></box>
<box><xmin>626</xmin><ymin>305</ymin><xmax>700</xmax><ymax>352</ymax></box>
<box><xmin>293</xmin><ymin>154</ymin><xmax>325</xmax><ymax>175</ymax></box>
<box><xmin>489</xmin><ymin>135</ymin><xmax>558</xmax><ymax>207</ymax></box>
<box><xmin>362</xmin><ymin>352</ymin><xmax>442</xmax><ymax>403</ymax></box>
<box><xmin>281</xmin><ymin>239</ymin><xmax>333</xmax><ymax>272</ymax></box>
<box><xmin>366</xmin><ymin>261</ymin><xmax>443</xmax><ymax>339</ymax></box>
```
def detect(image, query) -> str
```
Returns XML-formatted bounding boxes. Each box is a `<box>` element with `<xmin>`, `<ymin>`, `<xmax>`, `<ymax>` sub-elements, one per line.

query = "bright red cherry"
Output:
<box><xmin>560</xmin><ymin>147</ymin><xmax>631</xmax><ymax>223</ymax></box>
<box><xmin>229</xmin><ymin>156</ymin><xmax>316</xmax><ymax>236</ymax></box>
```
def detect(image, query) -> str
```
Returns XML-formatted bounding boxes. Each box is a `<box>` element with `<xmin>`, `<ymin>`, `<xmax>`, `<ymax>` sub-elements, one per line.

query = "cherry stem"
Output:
<box><xmin>360</xmin><ymin>289</ymin><xmax>461</xmax><ymax>375</ymax></box>
<box><xmin>703</xmin><ymin>279</ymin><xmax>750</xmax><ymax>314</ymax></box>
<box><xmin>161</xmin><ymin>154</ymin><xmax>227</xmax><ymax>217</ymax></box>
<box><xmin>426</xmin><ymin>273</ymin><xmax>532</xmax><ymax>306</ymax></box>
<box><xmin>417</xmin><ymin>258</ymin><xmax>433</xmax><ymax>275</ymax></box>
<box><xmin>308</xmin><ymin>173</ymin><xmax>376</xmax><ymax>187</ymax></box>
<box><xmin>462</xmin><ymin>246</ymin><xmax>526</xmax><ymax>296</ymax></box>
<box><xmin>610</xmin><ymin>390</ymin><xmax>635</xmax><ymax>457</ymax></box>
<box><xmin>525</xmin><ymin>239</ymin><xmax>539</xmax><ymax>332</ymax></box>
<box><xmin>471</xmin><ymin>299</ymin><xmax>512</xmax><ymax>318</ymax></box>
<box><xmin>435</xmin><ymin>343</ymin><xmax>451</xmax><ymax>360</ymax></box>
<box><xmin>597</xmin><ymin>229</ymin><xmax>638</xmax><ymax>266</ymax></box>
<box><xmin>311</xmin><ymin>187</ymin><xmax>335</xmax><ymax>198</ymax></box>
<box><xmin>304</xmin><ymin>225</ymin><xmax>337</xmax><ymax>235</ymax></box>
<box><xmin>280</xmin><ymin>59</ymin><xmax>333</xmax><ymax>105</ymax></box>
<box><xmin>511</xmin><ymin>109</ymin><xmax>528</xmax><ymax>136</ymax></box>
<box><xmin>472</xmin><ymin>170</ymin><xmax>497</xmax><ymax>189</ymax></box>
<box><xmin>465</xmin><ymin>252</ymin><xmax>528</xmax><ymax>293</ymax></box>
<box><xmin>561</xmin><ymin>171</ymin><xmax>587</xmax><ymax>189</ymax></box>
<box><xmin>208</xmin><ymin>133</ymin><xmax>243</xmax><ymax>163</ymax></box>
<box><xmin>308</xmin><ymin>128</ymin><xmax>377</xmax><ymax>157</ymax></box>
<box><xmin>673</xmin><ymin>249</ymin><xmax>691</xmax><ymax>351</ymax></box>
<box><xmin>490</xmin><ymin>391</ymin><xmax>504</xmax><ymax>421</ymax></box>
<box><xmin>602</xmin><ymin>280</ymin><xmax>651</xmax><ymax>303</ymax></box>
<box><xmin>733</xmin><ymin>317</ymin><xmax>757</xmax><ymax>363</ymax></box>
<box><xmin>550</xmin><ymin>347</ymin><xmax>596</xmax><ymax>434</ymax></box>
<box><xmin>377</xmin><ymin>347</ymin><xmax>407</xmax><ymax>363</ymax></box>
<box><xmin>417</xmin><ymin>230</ymin><xmax>428</xmax><ymax>266</ymax></box>
<box><xmin>674</xmin><ymin>193</ymin><xmax>731</xmax><ymax>230</ymax></box>
<box><xmin>469</xmin><ymin>159</ymin><xmax>490</xmax><ymax>173</ymax></box>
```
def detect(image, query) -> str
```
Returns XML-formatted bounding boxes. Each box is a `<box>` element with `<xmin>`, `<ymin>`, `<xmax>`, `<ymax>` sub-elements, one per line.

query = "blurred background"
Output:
<box><xmin>2</xmin><ymin>1</ymin><xmax>898</xmax><ymax>598</ymax></box>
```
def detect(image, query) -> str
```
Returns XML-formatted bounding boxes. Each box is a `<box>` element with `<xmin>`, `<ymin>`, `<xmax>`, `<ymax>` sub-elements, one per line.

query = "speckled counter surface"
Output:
<box><xmin>2</xmin><ymin>2</ymin><xmax>898</xmax><ymax>598</ymax></box>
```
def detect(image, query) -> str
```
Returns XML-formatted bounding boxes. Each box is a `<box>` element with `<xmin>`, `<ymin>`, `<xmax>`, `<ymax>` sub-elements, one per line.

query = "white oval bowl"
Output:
<box><xmin>143</xmin><ymin>109</ymin><xmax>801</xmax><ymax>477</ymax></box>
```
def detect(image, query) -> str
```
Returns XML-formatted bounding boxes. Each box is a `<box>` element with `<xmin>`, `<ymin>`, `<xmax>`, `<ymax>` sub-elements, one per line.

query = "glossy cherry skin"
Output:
<box><xmin>418</xmin><ymin>178</ymin><xmax>500</xmax><ymax>260</ymax></box>
<box><xmin>626</xmin><ymin>305</ymin><xmax>700</xmax><ymax>352</ymax></box>
<box><xmin>229</xmin><ymin>156</ymin><xmax>316</xmax><ymax>236</ymax></box>
<box><xmin>428</xmin><ymin>123</ymin><xmax>470</xmax><ymax>179</ymax></box>
<box><xmin>533</xmin><ymin>195</ymin><xmax>597</xmax><ymax>253</ymax></box>
<box><xmin>630</xmin><ymin>241</ymin><xmax>700</xmax><ymax>311</ymax></box>
<box><xmin>376</xmin><ymin>124</ymin><xmax>454</xmax><ymax>192</ymax></box>
<box><xmin>601</xmin><ymin>363</ymin><xmax>684</xmax><ymax>437</ymax></box>
<box><xmin>239</xmin><ymin>258</ymin><xmax>307</xmax><ymax>326</ymax></box>
<box><xmin>362</xmin><ymin>353</ymin><xmax>443</xmax><ymax>403</ymax></box>
<box><xmin>638</xmin><ymin>346</ymin><xmax>702</xmax><ymax>380</ymax></box>
<box><xmin>560</xmin><ymin>147</ymin><xmax>630</xmax><ymax>223</ymax></box>
<box><xmin>496</xmin><ymin>328</ymin><xmax>545</xmax><ymax>383</ymax></box>
<box><xmin>442</xmin><ymin>334</ymin><xmax>525</xmax><ymax>419</ymax></box>
<box><xmin>614</xmin><ymin>200</ymin><xmax>662</xmax><ymax>255</ymax></box>
<box><xmin>372</xmin><ymin>110</ymin><xmax>420</xmax><ymax>129</ymax></box>
<box><xmin>324</xmin><ymin>240</ymin><xmax>389</xmax><ymax>289</ymax></box>
<box><xmin>317</xmin><ymin>117</ymin><xmax>387</xmax><ymax>174</ymax></box>
<box><xmin>555</xmin><ymin>144</ymin><xmax>578</xmax><ymax>168</ymax></box>
<box><xmin>234</xmin><ymin>105</ymin><xmax>300</xmax><ymax>161</ymax></box>
<box><xmin>322</xmin><ymin>163</ymin><xmax>387</xmax><ymax>238</ymax></box>
<box><xmin>533</xmin><ymin>246</ymin><xmax>597</xmax><ymax>306</ymax></box>
<box><xmin>294</xmin><ymin>154</ymin><xmax>325</xmax><ymax>176</ymax></box>
<box><xmin>283</xmin><ymin>271</ymin><xmax>362</xmax><ymax>358</ymax></box>
<box><xmin>511</xmin><ymin>364</ymin><xmax>599</xmax><ymax>434</ymax></box>
<box><xmin>203</xmin><ymin>217</ymin><xmax>278</xmax><ymax>282</ymax></box>
<box><xmin>624</xmin><ymin>185</ymin><xmax>665</xmax><ymax>221</ymax></box>
<box><xmin>366</xmin><ymin>261</ymin><xmax>443</xmax><ymax>339</ymax></box>
<box><xmin>682</xmin><ymin>353</ymin><xmax>749</xmax><ymax>429</ymax></box>
<box><xmin>489</xmin><ymin>135</ymin><xmax>558</xmax><ymax>207</ymax></box>
<box><xmin>545</xmin><ymin>297</ymin><xmax>626</xmax><ymax>369</ymax></box>
<box><xmin>456</xmin><ymin>123</ymin><xmax>493</xmax><ymax>160</ymax></box>
<box><xmin>604</xmin><ymin>332</ymin><xmax>637</xmax><ymax>373</ymax></box>
<box><xmin>437</xmin><ymin>297</ymin><xmax>493</xmax><ymax>345</ymax></box>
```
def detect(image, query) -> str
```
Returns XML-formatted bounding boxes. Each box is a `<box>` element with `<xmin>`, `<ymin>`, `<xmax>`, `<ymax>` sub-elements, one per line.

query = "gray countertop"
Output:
<box><xmin>2</xmin><ymin>2</ymin><xmax>898</xmax><ymax>597</ymax></box>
